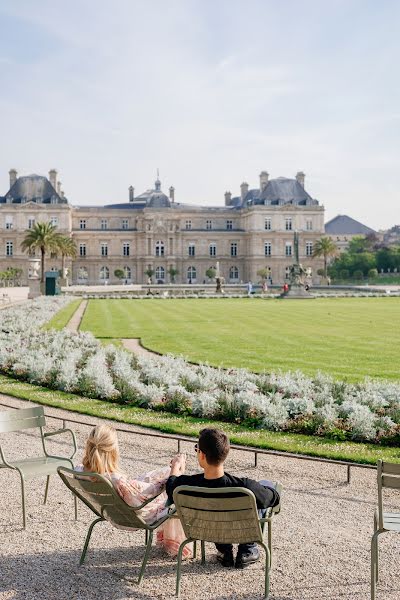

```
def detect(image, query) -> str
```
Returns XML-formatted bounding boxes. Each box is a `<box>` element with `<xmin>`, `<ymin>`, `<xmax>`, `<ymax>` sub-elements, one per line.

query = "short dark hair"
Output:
<box><xmin>198</xmin><ymin>428</ymin><xmax>230</xmax><ymax>466</ymax></box>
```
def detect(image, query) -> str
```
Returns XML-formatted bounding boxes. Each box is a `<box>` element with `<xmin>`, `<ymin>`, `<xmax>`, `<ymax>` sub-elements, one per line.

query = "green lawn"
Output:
<box><xmin>79</xmin><ymin>297</ymin><xmax>400</xmax><ymax>381</ymax></box>
<box><xmin>44</xmin><ymin>299</ymin><xmax>82</xmax><ymax>330</ymax></box>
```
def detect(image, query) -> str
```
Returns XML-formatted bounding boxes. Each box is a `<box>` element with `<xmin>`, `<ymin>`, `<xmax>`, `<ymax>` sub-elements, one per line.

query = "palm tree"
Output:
<box><xmin>56</xmin><ymin>235</ymin><xmax>77</xmax><ymax>278</ymax></box>
<box><xmin>312</xmin><ymin>237</ymin><xmax>339</xmax><ymax>278</ymax></box>
<box><xmin>21</xmin><ymin>222</ymin><xmax>60</xmax><ymax>283</ymax></box>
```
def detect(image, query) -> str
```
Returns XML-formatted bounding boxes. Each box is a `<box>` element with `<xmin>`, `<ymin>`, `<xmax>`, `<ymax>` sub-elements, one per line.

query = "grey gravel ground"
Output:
<box><xmin>0</xmin><ymin>395</ymin><xmax>399</xmax><ymax>600</ymax></box>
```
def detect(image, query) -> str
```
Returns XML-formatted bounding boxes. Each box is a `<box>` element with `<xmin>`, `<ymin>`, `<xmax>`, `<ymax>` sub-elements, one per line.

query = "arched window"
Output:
<box><xmin>123</xmin><ymin>266</ymin><xmax>132</xmax><ymax>281</ymax></box>
<box><xmin>78</xmin><ymin>267</ymin><xmax>88</xmax><ymax>281</ymax></box>
<box><xmin>187</xmin><ymin>266</ymin><xmax>196</xmax><ymax>282</ymax></box>
<box><xmin>155</xmin><ymin>241</ymin><xmax>165</xmax><ymax>257</ymax></box>
<box><xmin>99</xmin><ymin>266</ymin><xmax>109</xmax><ymax>280</ymax></box>
<box><xmin>229</xmin><ymin>266</ymin><xmax>239</xmax><ymax>281</ymax></box>
<box><xmin>155</xmin><ymin>266</ymin><xmax>165</xmax><ymax>282</ymax></box>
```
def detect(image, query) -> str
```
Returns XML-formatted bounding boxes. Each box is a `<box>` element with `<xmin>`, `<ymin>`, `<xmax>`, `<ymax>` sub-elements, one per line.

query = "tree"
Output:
<box><xmin>205</xmin><ymin>267</ymin><xmax>216</xmax><ymax>280</ymax></box>
<box><xmin>312</xmin><ymin>237</ymin><xmax>339</xmax><ymax>278</ymax></box>
<box><xmin>20</xmin><ymin>222</ymin><xmax>60</xmax><ymax>283</ymax></box>
<box><xmin>167</xmin><ymin>266</ymin><xmax>179</xmax><ymax>283</ymax></box>
<box><xmin>145</xmin><ymin>267</ymin><xmax>154</xmax><ymax>283</ymax></box>
<box><xmin>257</xmin><ymin>268</ymin><xmax>269</xmax><ymax>283</ymax></box>
<box><xmin>56</xmin><ymin>235</ymin><xmax>77</xmax><ymax>277</ymax></box>
<box><xmin>114</xmin><ymin>269</ymin><xmax>125</xmax><ymax>281</ymax></box>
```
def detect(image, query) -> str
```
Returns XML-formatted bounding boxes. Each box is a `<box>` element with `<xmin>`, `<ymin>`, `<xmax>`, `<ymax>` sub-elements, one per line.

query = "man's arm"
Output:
<box><xmin>243</xmin><ymin>477</ymin><xmax>280</xmax><ymax>509</ymax></box>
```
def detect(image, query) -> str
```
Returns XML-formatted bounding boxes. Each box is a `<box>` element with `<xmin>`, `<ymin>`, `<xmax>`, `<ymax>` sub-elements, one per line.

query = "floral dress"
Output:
<box><xmin>75</xmin><ymin>464</ymin><xmax>191</xmax><ymax>558</ymax></box>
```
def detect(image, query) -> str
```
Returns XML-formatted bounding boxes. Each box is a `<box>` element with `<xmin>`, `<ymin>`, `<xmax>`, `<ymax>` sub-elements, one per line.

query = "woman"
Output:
<box><xmin>76</xmin><ymin>424</ymin><xmax>190</xmax><ymax>558</ymax></box>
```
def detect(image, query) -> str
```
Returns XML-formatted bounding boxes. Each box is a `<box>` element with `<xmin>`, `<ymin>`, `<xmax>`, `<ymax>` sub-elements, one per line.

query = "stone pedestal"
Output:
<box><xmin>28</xmin><ymin>279</ymin><xmax>41</xmax><ymax>299</ymax></box>
<box><xmin>282</xmin><ymin>285</ymin><xmax>314</xmax><ymax>299</ymax></box>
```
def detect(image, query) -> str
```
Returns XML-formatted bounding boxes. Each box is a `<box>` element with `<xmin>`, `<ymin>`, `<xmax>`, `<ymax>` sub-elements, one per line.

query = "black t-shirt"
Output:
<box><xmin>166</xmin><ymin>472</ymin><xmax>279</xmax><ymax>509</ymax></box>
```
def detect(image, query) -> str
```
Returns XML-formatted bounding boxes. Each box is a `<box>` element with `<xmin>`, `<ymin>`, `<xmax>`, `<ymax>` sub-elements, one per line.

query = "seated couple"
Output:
<box><xmin>77</xmin><ymin>425</ymin><xmax>280</xmax><ymax>567</ymax></box>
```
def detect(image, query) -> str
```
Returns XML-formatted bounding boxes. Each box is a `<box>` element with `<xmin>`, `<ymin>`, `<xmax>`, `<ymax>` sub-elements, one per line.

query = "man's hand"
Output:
<box><xmin>170</xmin><ymin>453</ymin><xmax>186</xmax><ymax>476</ymax></box>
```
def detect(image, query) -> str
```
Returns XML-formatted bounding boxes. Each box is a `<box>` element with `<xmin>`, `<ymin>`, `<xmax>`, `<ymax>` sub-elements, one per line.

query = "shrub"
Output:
<box><xmin>340</xmin><ymin>269</ymin><xmax>350</xmax><ymax>280</ymax></box>
<box><xmin>353</xmin><ymin>270</ymin><xmax>364</xmax><ymax>280</ymax></box>
<box><xmin>368</xmin><ymin>268</ymin><xmax>378</xmax><ymax>279</ymax></box>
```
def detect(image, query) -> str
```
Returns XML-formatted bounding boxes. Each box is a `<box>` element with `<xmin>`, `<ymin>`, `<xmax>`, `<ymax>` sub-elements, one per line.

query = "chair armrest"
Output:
<box><xmin>0</xmin><ymin>443</ymin><xmax>13</xmax><ymax>468</ymax></box>
<box><xmin>132</xmin><ymin>490</ymin><xmax>164</xmax><ymax>511</ymax></box>
<box><xmin>43</xmin><ymin>428</ymin><xmax>77</xmax><ymax>460</ymax></box>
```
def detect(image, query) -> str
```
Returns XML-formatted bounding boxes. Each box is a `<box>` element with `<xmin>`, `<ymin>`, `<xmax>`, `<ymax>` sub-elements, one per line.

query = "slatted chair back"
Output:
<box><xmin>58</xmin><ymin>467</ymin><xmax>149</xmax><ymax>530</ymax></box>
<box><xmin>377</xmin><ymin>460</ymin><xmax>400</xmax><ymax>530</ymax></box>
<box><xmin>0</xmin><ymin>406</ymin><xmax>46</xmax><ymax>434</ymax></box>
<box><xmin>173</xmin><ymin>486</ymin><xmax>263</xmax><ymax>545</ymax></box>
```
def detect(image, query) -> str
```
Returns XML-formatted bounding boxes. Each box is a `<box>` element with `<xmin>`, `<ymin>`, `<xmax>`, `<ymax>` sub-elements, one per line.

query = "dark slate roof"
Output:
<box><xmin>231</xmin><ymin>177</ymin><xmax>318</xmax><ymax>207</ymax></box>
<box><xmin>100</xmin><ymin>202</ymin><xmax>147</xmax><ymax>210</ymax></box>
<box><xmin>325</xmin><ymin>215</ymin><xmax>376</xmax><ymax>235</ymax></box>
<box><xmin>0</xmin><ymin>174</ymin><xmax>68</xmax><ymax>204</ymax></box>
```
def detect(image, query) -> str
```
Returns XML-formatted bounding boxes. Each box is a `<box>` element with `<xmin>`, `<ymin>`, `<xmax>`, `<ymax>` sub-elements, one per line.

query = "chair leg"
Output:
<box><xmin>259</xmin><ymin>542</ymin><xmax>270</xmax><ymax>600</ymax></box>
<box><xmin>175</xmin><ymin>539</ymin><xmax>192</xmax><ymax>597</ymax></box>
<box><xmin>18</xmin><ymin>472</ymin><xmax>26</xmax><ymax>529</ymax></box>
<box><xmin>371</xmin><ymin>531</ymin><xmax>381</xmax><ymax>600</ymax></box>
<box><xmin>74</xmin><ymin>495</ymin><xmax>78</xmax><ymax>521</ymax></box>
<box><xmin>44</xmin><ymin>476</ymin><xmax>50</xmax><ymax>505</ymax></box>
<box><xmin>80</xmin><ymin>517</ymin><xmax>103</xmax><ymax>565</ymax></box>
<box><xmin>201</xmin><ymin>540</ymin><xmax>206</xmax><ymax>565</ymax></box>
<box><xmin>193</xmin><ymin>540</ymin><xmax>197</xmax><ymax>558</ymax></box>
<box><xmin>145</xmin><ymin>529</ymin><xmax>149</xmax><ymax>545</ymax></box>
<box><xmin>138</xmin><ymin>530</ymin><xmax>153</xmax><ymax>585</ymax></box>
<box><xmin>267</xmin><ymin>521</ymin><xmax>272</xmax><ymax>568</ymax></box>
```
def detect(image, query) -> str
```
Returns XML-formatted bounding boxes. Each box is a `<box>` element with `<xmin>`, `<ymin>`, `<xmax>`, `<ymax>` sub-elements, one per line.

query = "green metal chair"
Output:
<box><xmin>58</xmin><ymin>466</ymin><xmax>173</xmax><ymax>584</ymax></box>
<box><xmin>173</xmin><ymin>485</ymin><xmax>282</xmax><ymax>599</ymax></box>
<box><xmin>371</xmin><ymin>460</ymin><xmax>400</xmax><ymax>599</ymax></box>
<box><xmin>0</xmin><ymin>405</ymin><xmax>77</xmax><ymax>528</ymax></box>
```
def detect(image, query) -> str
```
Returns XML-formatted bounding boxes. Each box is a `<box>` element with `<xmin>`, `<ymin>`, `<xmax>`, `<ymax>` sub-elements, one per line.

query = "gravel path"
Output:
<box><xmin>65</xmin><ymin>300</ymin><xmax>88</xmax><ymax>332</ymax></box>
<box><xmin>0</xmin><ymin>395</ymin><xmax>399</xmax><ymax>600</ymax></box>
<box><xmin>121</xmin><ymin>338</ymin><xmax>157</xmax><ymax>357</ymax></box>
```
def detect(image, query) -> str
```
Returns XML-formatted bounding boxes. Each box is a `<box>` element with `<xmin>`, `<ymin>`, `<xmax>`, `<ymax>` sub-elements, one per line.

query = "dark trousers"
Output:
<box><xmin>215</xmin><ymin>480</ymin><xmax>271</xmax><ymax>555</ymax></box>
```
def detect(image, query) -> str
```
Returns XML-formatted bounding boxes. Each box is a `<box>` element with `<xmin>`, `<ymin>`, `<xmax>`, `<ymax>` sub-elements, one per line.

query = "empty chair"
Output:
<box><xmin>371</xmin><ymin>460</ymin><xmax>400</xmax><ymax>599</ymax></box>
<box><xmin>0</xmin><ymin>405</ymin><xmax>77</xmax><ymax>528</ymax></box>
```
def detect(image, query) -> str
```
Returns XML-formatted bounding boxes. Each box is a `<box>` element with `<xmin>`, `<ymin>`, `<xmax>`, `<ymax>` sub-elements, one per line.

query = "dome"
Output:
<box><xmin>147</xmin><ymin>192</ymin><xmax>171</xmax><ymax>208</ymax></box>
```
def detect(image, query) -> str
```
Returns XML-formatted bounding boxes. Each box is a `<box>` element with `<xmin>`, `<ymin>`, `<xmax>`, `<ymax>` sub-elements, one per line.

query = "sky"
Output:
<box><xmin>0</xmin><ymin>0</ymin><xmax>399</xmax><ymax>230</ymax></box>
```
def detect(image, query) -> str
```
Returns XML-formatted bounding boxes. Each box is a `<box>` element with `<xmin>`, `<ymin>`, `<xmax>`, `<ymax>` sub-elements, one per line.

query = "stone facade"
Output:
<box><xmin>0</xmin><ymin>169</ymin><xmax>325</xmax><ymax>285</ymax></box>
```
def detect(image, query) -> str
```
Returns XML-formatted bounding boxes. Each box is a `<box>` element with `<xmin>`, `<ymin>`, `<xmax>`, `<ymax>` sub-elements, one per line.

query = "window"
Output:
<box><xmin>28</xmin><ymin>217</ymin><xmax>35</xmax><ymax>229</ymax></box>
<box><xmin>155</xmin><ymin>266</ymin><xmax>165</xmax><ymax>281</ymax></box>
<box><xmin>285</xmin><ymin>217</ymin><xmax>292</xmax><ymax>231</ymax></box>
<box><xmin>209</xmin><ymin>243</ymin><xmax>216</xmax><ymax>257</ymax></box>
<box><xmin>187</xmin><ymin>266</ymin><xmax>197</xmax><ymax>282</ymax></box>
<box><xmin>101</xmin><ymin>243</ymin><xmax>108</xmax><ymax>257</ymax></box>
<box><xmin>306</xmin><ymin>219</ymin><xmax>313</xmax><ymax>231</ymax></box>
<box><xmin>122</xmin><ymin>219</ymin><xmax>129</xmax><ymax>230</ymax></box>
<box><xmin>78</xmin><ymin>267</ymin><xmax>88</xmax><ymax>281</ymax></box>
<box><xmin>185</xmin><ymin>220</ymin><xmax>192</xmax><ymax>230</ymax></box>
<box><xmin>80</xmin><ymin>219</ymin><xmax>86</xmax><ymax>230</ymax></box>
<box><xmin>5</xmin><ymin>216</ymin><xmax>13</xmax><ymax>230</ymax></box>
<box><xmin>285</xmin><ymin>266</ymin><xmax>290</xmax><ymax>279</ymax></box>
<box><xmin>265</xmin><ymin>218</ymin><xmax>271</xmax><ymax>230</ymax></box>
<box><xmin>79</xmin><ymin>244</ymin><xmax>86</xmax><ymax>257</ymax></box>
<box><xmin>50</xmin><ymin>216</ymin><xmax>58</xmax><ymax>227</ymax></box>
<box><xmin>101</xmin><ymin>219</ymin><xmax>108</xmax><ymax>230</ymax></box>
<box><xmin>50</xmin><ymin>252</ymin><xmax>57</xmax><ymax>259</ymax></box>
<box><xmin>123</xmin><ymin>242</ymin><xmax>130</xmax><ymax>257</ymax></box>
<box><xmin>264</xmin><ymin>242</ymin><xmax>272</xmax><ymax>256</ymax></box>
<box><xmin>230</xmin><ymin>242</ymin><xmax>238</xmax><ymax>257</ymax></box>
<box><xmin>306</xmin><ymin>242</ymin><xmax>313</xmax><ymax>256</ymax></box>
<box><xmin>28</xmin><ymin>248</ymin><xmax>36</xmax><ymax>257</ymax></box>
<box><xmin>229</xmin><ymin>266</ymin><xmax>239</xmax><ymax>281</ymax></box>
<box><xmin>6</xmin><ymin>241</ymin><xmax>13</xmax><ymax>257</ymax></box>
<box><xmin>188</xmin><ymin>243</ymin><xmax>195</xmax><ymax>257</ymax></box>
<box><xmin>206</xmin><ymin>220</ymin><xmax>212</xmax><ymax>230</ymax></box>
<box><xmin>285</xmin><ymin>243</ymin><xmax>292</xmax><ymax>256</ymax></box>
<box><xmin>155</xmin><ymin>240</ymin><xmax>164</xmax><ymax>256</ymax></box>
<box><xmin>51</xmin><ymin>196</ymin><xmax>57</xmax><ymax>204</ymax></box>
<box><xmin>99</xmin><ymin>266</ymin><xmax>109</xmax><ymax>280</ymax></box>
<box><xmin>226</xmin><ymin>220</ymin><xmax>233</xmax><ymax>230</ymax></box>
<box><xmin>123</xmin><ymin>266</ymin><xmax>132</xmax><ymax>280</ymax></box>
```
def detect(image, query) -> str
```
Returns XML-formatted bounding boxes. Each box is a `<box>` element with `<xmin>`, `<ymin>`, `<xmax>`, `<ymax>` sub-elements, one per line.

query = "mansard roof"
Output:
<box><xmin>0</xmin><ymin>174</ymin><xmax>67</xmax><ymax>205</ymax></box>
<box><xmin>232</xmin><ymin>177</ymin><xmax>318</xmax><ymax>208</ymax></box>
<box><xmin>325</xmin><ymin>214</ymin><xmax>376</xmax><ymax>235</ymax></box>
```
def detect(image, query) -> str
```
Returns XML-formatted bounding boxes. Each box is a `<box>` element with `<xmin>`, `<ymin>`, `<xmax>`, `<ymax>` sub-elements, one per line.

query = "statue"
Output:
<box><xmin>283</xmin><ymin>231</ymin><xmax>313</xmax><ymax>299</ymax></box>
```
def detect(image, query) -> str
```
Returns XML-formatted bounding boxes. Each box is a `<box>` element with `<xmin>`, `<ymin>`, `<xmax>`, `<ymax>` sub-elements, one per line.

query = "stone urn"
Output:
<box><xmin>28</xmin><ymin>258</ymin><xmax>41</xmax><ymax>298</ymax></box>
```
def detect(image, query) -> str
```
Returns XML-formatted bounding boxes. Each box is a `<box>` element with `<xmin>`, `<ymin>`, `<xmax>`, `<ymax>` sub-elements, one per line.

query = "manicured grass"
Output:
<box><xmin>80</xmin><ymin>298</ymin><xmax>400</xmax><ymax>381</ymax></box>
<box><xmin>0</xmin><ymin>374</ymin><xmax>398</xmax><ymax>465</ymax></box>
<box><xmin>44</xmin><ymin>299</ymin><xmax>82</xmax><ymax>330</ymax></box>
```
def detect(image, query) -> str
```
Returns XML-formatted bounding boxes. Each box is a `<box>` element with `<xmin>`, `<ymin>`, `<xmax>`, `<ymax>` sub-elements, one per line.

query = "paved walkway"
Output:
<box><xmin>65</xmin><ymin>299</ymin><xmax>88</xmax><ymax>332</ymax></box>
<box><xmin>1</xmin><ymin>395</ymin><xmax>399</xmax><ymax>600</ymax></box>
<box><xmin>121</xmin><ymin>338</ymin><xmax>157</xmax><ymax>357</ymax></box>
<box><xmin>0</xmin><ymin>287</ymin><xmax>28</xmax><ymax>310</ymax></box>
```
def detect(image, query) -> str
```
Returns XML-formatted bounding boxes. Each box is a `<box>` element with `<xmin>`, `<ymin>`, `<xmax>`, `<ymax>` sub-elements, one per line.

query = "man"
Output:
<box><xmin>167</xmin><ymin>428</ymin><xmax>280</xmax><ymax>569</ymax></box>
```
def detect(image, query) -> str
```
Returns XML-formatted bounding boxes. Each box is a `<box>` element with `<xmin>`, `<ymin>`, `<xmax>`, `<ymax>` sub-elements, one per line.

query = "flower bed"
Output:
<box><xmin>0</xmin><ymin>297</ymin><xmax>399</xmax><ymax>444</ymax></box>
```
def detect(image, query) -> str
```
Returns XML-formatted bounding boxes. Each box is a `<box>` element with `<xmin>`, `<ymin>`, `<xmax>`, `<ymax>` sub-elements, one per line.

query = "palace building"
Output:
<box><xmin>0</xmin><ymin>168</ymin><xmax>325</xmax><ymax>285</ymax></box>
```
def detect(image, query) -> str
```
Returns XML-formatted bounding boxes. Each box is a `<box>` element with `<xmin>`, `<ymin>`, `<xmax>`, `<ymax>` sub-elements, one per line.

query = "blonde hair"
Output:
<box><xmin>82</xmin><ymin>424</ymin><xmax>120</xmax><ymax>475</ymax></box>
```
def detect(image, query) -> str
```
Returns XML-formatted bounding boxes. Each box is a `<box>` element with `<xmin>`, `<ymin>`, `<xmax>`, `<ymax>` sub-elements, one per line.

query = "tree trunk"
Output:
<box><xmin>41</xmin><ymin>247</ymin><xmax>45</xmax><ymax>284</ymax></box>
<box><xmin>324</xmin><ymin>254</ymin><xmax>327</xmax><ymax>279</ymax></box>
<box><xmin>62</xmin><ymin>254</ymin><xmax>65</xmax><ymax>277</ymax></box>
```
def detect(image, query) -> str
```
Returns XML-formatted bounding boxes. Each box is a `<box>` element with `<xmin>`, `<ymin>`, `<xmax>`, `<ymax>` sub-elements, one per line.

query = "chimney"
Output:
<box><xmin>49</xmin><ymin>169</ymin><xmax>58</xmax><ymax>190</ymax></box>
<box><xmin>169</xmin><ymin>186</ymin><xmax>175</xmax><ymax>202</ymax></box>
<box><xmin>57</xmin><ymin>181</ymin><xmax>62</xmax><ymax>195</ymax></box>
<box><xmin>240</xmin><ymin>181</ymin><xmax>249</xmax><ymax>201</ymax></box>
<box><xmin>9</xmin><ymin>169</ymin><xmax>17</xmax><ymax>188</ymax></box>
<box><xmin>129</xmin><ymin>185</ymin><xmax>135</xmax><ymax>202</ymax></box>
<box><xmin>296</xmin><ymin>171</ymin><xmax>305</xmax><ymax>187</ymax></box>
<box><xmin>60</xmin><ymin>190</ymin><xmax>65</xmax><ymax>199</ymax></box>
<box><xmin>259</xmin><ymin>171</ymin><xmax>269</xmax><ymax>192</ymax></box>
<box><xmin>224</xmin><ymin>191</ymin><xmax>232</xmax><ymax>206</ymax></box>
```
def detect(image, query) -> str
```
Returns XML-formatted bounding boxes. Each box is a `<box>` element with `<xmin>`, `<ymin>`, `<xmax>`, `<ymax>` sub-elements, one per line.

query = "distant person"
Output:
<box><xmin>283</xmin><ymin>283</ymin><xmax>289</xmax><ymax>294</ymax></box>
<box><xmin>246</xmin><ymin>281</ymin><xmax>253</xmax><ymax>296</ymax></box>
<box><xmin>262</xmin><ymin>281</ymin><xmax>268</xmax><ymax>293</ymax></box>
<box><xmin>166</xmin><ymin>428</ymin><xmax>280</xmax><ymax>568</ymax></box>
